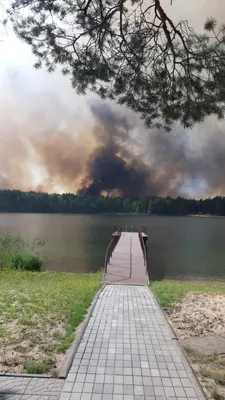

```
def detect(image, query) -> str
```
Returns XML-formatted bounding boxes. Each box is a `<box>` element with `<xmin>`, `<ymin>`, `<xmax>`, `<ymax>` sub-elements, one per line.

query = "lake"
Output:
<box><xmin>0</xmin><ymin>213</ymin><xmax>225</xmax><ymax>280</ymax></box>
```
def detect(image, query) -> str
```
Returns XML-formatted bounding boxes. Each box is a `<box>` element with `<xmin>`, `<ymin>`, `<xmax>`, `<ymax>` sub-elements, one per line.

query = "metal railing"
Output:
<box><xmin>113</xmin><ymin>225</ymin><xmax>147</xmax><ymax>233</ymax></box>
<box><xmin>138</xmin><ymin>228</ymin><xmax>148</xmax><ymax>276</ymax></box>
<box><xmin>104</xmin><ymin>227</ymin><xmax>122</xmax><ymax>273</ymax></box>
<box><xmin>130</xmin><ymin>236</ymin><xmax>132</xmax><ymax>278</ymax></box>
<box><xmin>124</xmin><ymin>225</ymin><xmax>147</xmax><ymax>233</ymax></box>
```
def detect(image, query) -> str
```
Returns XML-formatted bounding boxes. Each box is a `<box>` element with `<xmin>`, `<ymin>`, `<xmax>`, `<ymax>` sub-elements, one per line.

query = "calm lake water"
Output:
<box><xmin>0</xmin><ymin>213</ymin><xmax>225</xmax><ymax>280</ymax></box>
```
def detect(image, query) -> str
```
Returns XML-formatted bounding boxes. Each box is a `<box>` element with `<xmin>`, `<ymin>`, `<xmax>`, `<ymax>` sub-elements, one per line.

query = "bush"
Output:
<box><xmin>6</xmin><ymin>252</ymin><xmax>43</xmax><ymax>271</ymax></box>
<box><xmin>0</xmin><ymin>234</ymin><xmax>44</xmax><ymax>271</ymax></box>
<box><xmin>24</xmin><ymin>359</ymin><xmax>53</xmax><ymax>374</ymax></box>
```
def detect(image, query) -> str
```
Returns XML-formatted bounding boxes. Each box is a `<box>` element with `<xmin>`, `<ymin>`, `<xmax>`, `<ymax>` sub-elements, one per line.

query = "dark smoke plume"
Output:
<box><xmin>79</xmin><ymin>103</ymin><xmax>150</xmax><ymax>197</ymax></box>
<box><xmin>79</xmin><ymin>102</ymin><xmax>225</xmax><ymax>198</ymax></box>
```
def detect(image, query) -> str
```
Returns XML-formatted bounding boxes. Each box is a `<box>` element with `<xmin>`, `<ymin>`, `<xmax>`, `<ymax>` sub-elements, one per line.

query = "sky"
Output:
<box><xmin>0</xmin><ymin>0</ymin><xmax>225</xmax><ymax>198</ymax></box>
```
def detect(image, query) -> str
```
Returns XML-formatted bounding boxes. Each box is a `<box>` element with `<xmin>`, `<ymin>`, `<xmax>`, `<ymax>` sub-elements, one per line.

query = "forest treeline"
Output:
<box><xmin>1</xmin><ymin>190</ymin><xmax>225</xmax><ymax>215</ymax></box>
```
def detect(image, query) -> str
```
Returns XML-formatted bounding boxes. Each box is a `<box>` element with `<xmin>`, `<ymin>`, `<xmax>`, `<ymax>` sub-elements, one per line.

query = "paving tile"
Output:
<box><xmin>82</xmin><ymin>383</ymin><xmax>93</xmax><ymax>393</ymax></box>
<box><xmin>185</xmin><ymin>387</ymin><xmax>198</xmax><ymax>397</ymax></box>
<box><xmin>165</xmin><ymin>386</ymin><xmax>176</xmax><ymax>397</ymax></box>
<box><xmin>103</xmin><ymin>384</ymin><xmax>113</xmax><ymax>394</ymax></box>
<box><xmin>67</xmin><ymin>374</ymin><xmax>77</xmax><ymax>383</ymax></box>
<box><xmin>80</xmin><ymin>394</ymin><xmax>91</xmax><ymax>400</ymax></box>
<box><xmin>124</xmin><ymin>376</ymin><xmax>133</xmax><ymax>385</ymax></box>
<box><xmin>91</xmin><ymin>394</ymin><xmax>102</xmax><ymax>400</ymax></box>
<box><xmin>174</xmin><ymin>387</ymin><xmax>186</xmax><ymax>397</ymax></box>
<box><xmin>154</xmin><ymin>386</ymin><xmax>165</xmax><ymax>396</ymax></box>
<box><xmin>144</xmin><ymin>386</ymin><xmax>154</xmax><ymax>396</ymax></box>
<box><xmin>134</xmin><ymin>386</ymin><xmax>144</xmax><ymax>396</ymax></box>
<box><xmin>59</xmin><ymin>394</ymin><xmax>71</xmax><ymax>400</ymax></box>
<box><xmin>181</xmin><ymin>378</ymin><xmax>193</xmax><ymax>387</ymax></box>
<box><xmin>93</xmin><ymin>383</ymin><xmax>103</xmax><ymax>394</ymax></box>
<box><xmin>171</xmin><ymin>378</ymin><xmax>182</xmax><ymax>387</ymax></box>
<box><xmin>72</xmin><ymin>383</ymin><xmax>84</xmax><ymax>393</ymax></box>
<box><xmin>150</xmin><ymin>369</ymin><xmax>160</xmax><ymax>377</ymax></box>
<box><xmin>95</xmin><ymin>375</ymin><xmax>104</xmax><ymax>384</ymax></box>
<box><xmin>133</xmin><ymin>377</ymin><xmax>143</xmax><ymax>386</ymax></box>
<box><xmin>114</xmin><ymin>376</ymin><xmax>123</xmax><ymax>385</ymax></box>
<box><xmin>123</xmin><ymin>385</ymin><xmax>134</xmax><ymax>395</ymax></box>
<box><xmin>104</xmin><ymin>376</ymin><xmax>114</xmax><ymax>384</ymax></box>
<box><xmin>85</xmin><ymin>376</ymin><xmax>95</xmax><ymax>384</ymax></box>
<box><xmin>102</xmin><ymin>395</ymin><xmax>113</xmax><ymax>400</ymax></box>
<box><xmin>62</xmin><ymin>382</ymin><xmax>74</xmax><ymax>392</ymax></box>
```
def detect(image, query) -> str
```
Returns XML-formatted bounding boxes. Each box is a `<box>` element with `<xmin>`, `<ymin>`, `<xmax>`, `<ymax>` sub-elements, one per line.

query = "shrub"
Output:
<box><xmin>0</xmin><ymin>234</ymin><xmax>44</xmax><ymax>271</ymax></box>
<box><xmin>24</xmin><ymin>359</ymin><xmax>53</xmax><ymax>374</ymax></box>
<box><xmin>6</xmin><ymin>252</ymin><xmax>43</xmax><ymax>271</ymax></box>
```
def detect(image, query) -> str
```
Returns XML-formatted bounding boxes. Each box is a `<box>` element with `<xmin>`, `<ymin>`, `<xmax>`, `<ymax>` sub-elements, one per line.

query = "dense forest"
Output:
<box><xmin>0</xmin><ymin>190</ymin><xmax>225</xmax><ymax>215</ymax></box>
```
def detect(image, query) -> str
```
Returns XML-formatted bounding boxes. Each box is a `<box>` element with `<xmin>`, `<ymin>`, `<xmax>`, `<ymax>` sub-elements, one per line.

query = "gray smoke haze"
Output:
<box><xmin>1</xmin><ymin>66</ymin><xmax>225</xmax><ymax>198</ymax></box>
<box><xmin>1</xmin><ymin>0</ymin><xmax>225</xmax><ymax>197</ymax></box>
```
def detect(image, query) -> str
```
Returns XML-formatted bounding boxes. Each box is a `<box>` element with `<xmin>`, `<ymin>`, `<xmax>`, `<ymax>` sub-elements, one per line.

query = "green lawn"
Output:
<box><xmin>151</xmin><ymin>280</ymin><xmax>225</xmax><ymax>307</ymax></box>
<box><xmin>0</xmin><ymin>270</ymin><xmax>102</xmax><ymax>374</ymax></box>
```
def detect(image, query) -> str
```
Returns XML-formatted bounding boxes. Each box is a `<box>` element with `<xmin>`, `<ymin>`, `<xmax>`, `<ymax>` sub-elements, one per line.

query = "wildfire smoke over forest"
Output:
<box><xmin>1</xmin><ymin>75</ymin><xmax>225</xmax><ymax>199</ymax></box>
<box><xmin>1</xmin><ymin>0</ymin><xmax>225</xmax><ymax>198</ymax></box>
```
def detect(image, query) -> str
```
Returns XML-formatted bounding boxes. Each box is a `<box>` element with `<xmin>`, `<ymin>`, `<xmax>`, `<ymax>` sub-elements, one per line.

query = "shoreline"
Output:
<box><xmin>0</xmin><ymin>211</ymin><xmax>225</xmax><ymax>217</ymax></box>
<box><xmin>188</xmin><ymin>214</ymin><xmax>224</xmax><ymax>218</ymax></box>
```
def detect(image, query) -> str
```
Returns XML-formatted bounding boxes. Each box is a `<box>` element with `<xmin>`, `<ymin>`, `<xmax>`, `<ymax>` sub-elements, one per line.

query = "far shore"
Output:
<box><xmin>188</xmin><ymin>213</ymin><xmax>224</xmax><ymax>218</ymax></box>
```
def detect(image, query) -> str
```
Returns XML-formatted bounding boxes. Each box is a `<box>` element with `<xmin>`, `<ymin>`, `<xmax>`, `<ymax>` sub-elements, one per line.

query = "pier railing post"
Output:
<box><xmin>105</xmin><ymin>227</ymin><xmax>122</xmax><ymax>273</ymax></box>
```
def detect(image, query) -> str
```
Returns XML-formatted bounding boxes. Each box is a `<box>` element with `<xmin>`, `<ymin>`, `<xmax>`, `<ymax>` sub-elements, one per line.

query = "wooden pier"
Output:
<box><xmin>104</xmin><ymin>227</ymin><xmax>149</xmax><ymax>286</ymax></box>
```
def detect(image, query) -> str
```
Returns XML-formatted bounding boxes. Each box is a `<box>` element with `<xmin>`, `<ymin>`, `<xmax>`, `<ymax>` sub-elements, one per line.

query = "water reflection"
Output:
<box><xmin>0</xmin><ymin>214</ymin><xmax>225</xmax><ymax>279</ymax></box>
<box><xmin>147</xmin><ymin>242</ymin><xmax>167</xmax><ymax>280</ymax></box>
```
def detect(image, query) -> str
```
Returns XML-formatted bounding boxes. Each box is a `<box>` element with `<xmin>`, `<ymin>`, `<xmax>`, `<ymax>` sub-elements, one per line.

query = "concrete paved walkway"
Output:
<box><xmin>0</xmin><ymin>376</ymin><xmax>63</xmax><ymax>400</ymax></box>
<box><xmin>60</xmin><ymin>285</ymin><xmax>206</xmax><ymax>400</ymax></box>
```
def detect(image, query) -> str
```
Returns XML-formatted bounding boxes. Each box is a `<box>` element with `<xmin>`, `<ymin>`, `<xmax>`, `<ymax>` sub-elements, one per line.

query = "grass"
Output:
<box><xmin>57</xmin><ymin>301</ymin><xmax>89</xmax><ymax>352</ymax></box>
<box><xmin>151</xmin><ymin>280</ymin><xmax>225</xmax><ymax>307</ymax></box>
<box><xmin>0</xmin><ymin>235</ymin><xmax>44</xmax><ymax>271</ymax></box>
<box><xmin>24</xmin><ymin>359</ymin><xmax>54</xmax><ymax>374</ymax></box>
<box><xmin>6</xmin><ymin>252</ymin><xmax>42</xmax><ymax>271</ymax></box>
<box><xmin>0</xmin><ymin>269</ymin><xmax>102</xmax><ymax>374</ymax></box>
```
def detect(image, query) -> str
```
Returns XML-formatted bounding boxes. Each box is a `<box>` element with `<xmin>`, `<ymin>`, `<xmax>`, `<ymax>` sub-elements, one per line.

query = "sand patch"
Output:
<box><xmin>165</xmin><ymin>293</ymin><xmax>225</xmax><ymax>399</ymax></box>
<box><xmin>166</xmin><ymin>293</ymin><xmax>225</xmax><ymax>339</ymax></box>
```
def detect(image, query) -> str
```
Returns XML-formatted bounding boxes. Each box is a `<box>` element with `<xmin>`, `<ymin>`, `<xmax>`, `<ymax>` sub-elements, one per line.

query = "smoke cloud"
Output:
<box><xmin>1</xmin><ymin>0</ymin><xmax>225</xmax><ymax>198</ymax></box>
<box><xmin>1</xmin><ymin>66</ymin><xmax>225</xmax><ymax>199</ymax></box>
<box><xmin>78</xmin><ymin>103</ymin><xmax>151</xmax><ymax>197</ymax></box>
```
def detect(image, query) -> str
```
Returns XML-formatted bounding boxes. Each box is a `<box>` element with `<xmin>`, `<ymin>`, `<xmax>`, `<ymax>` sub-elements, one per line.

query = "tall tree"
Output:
<box><xmin>7</xmin><ymin>0</ymin><xmax>225</xmax><ymax>128</ymax></box>
<box><xmin>1</xmin><ymin>189</ymin><xmax>225</xmax><ymax>215</ymax></box>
